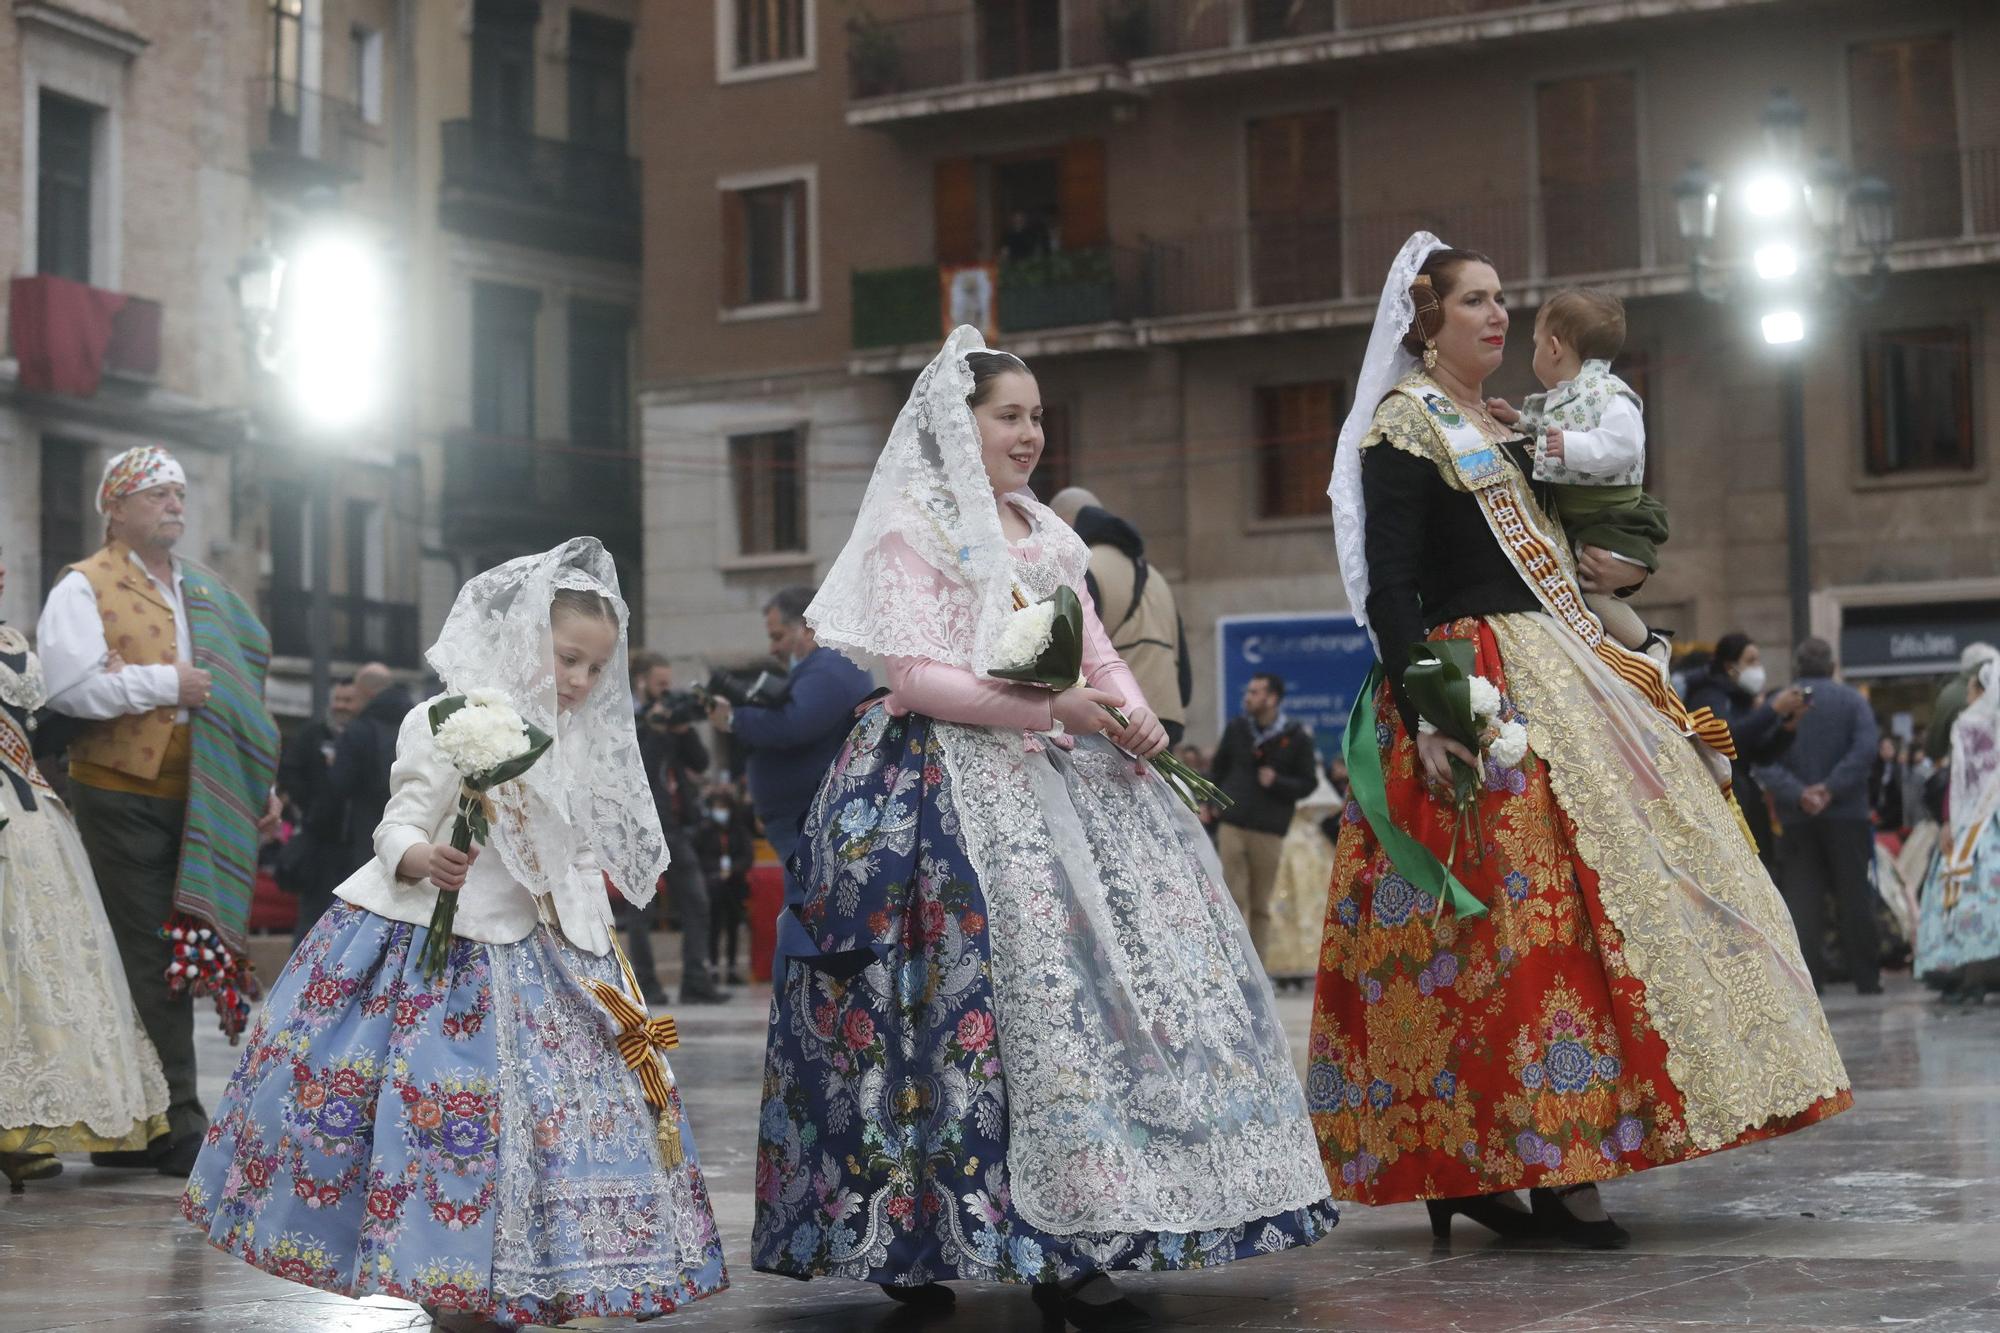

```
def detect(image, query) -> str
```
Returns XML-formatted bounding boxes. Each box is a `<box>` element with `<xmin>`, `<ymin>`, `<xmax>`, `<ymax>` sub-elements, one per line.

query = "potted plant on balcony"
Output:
<box><xmin>999</xmin><ymin>247</ymin><xmax>1118</xmax><ymax>332</ymax></box>
<box><xmin>1104</xmin><ymin>0</ymin><xmax>1152</xmax><ymax>62</ymax></box>
<box><xmin>847</xmin><ymin>7</ymin><xmax>903</xmax><ymax>98</ymax></box>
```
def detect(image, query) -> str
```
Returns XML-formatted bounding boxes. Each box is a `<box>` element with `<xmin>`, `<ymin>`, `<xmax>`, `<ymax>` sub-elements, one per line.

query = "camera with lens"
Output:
<box><xmin>702</xmin><ymin>667</ymin><xmax>791</xmax><ymax>711</ymax></box>
<box><xmin>642</xmin><ymin>689</ymin><xmax>709</xmax><ymax>731</ymax></box>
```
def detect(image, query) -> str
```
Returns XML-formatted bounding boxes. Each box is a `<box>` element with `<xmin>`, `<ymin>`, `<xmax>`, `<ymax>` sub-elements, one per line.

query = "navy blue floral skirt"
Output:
<box><xmin>752</xmin><ymin>708</ymin><xmax>1337</xmax><ymax>1286</ymax></box>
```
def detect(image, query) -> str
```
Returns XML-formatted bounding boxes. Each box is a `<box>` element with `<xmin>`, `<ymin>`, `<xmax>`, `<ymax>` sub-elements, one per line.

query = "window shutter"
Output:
<box><xmin>789</xmin><ymin>179</ymin><xmax>811</xmax><ymax>304</ymax></box>
<box><xmin>1536</xmin><ymin>72</ymin><xmax>1638</xmax><ymax>273</ymax></box>
<box><xmin>1246</xmin><ymin>111</ymin><xmax>1340</xmax><ymax>305</ymax></box>
<box><xmin>1059</xmin><ymin>138</ymin><xmax>1108</xmax><ymax>249</ymax></box>
<box><xmin>1850</xmin><ymin>37</ymin><xmax>1959</xmax><ymax>239</ymax></box>
<box><xmin>935</xmin><ymin>157</ymin><xmax>979</xmax><ymax>263</ymax></box>
<box><xmin>721</xmin><ymin>188</ymin><xmax>747</xmax><ymax>307</ymax></box>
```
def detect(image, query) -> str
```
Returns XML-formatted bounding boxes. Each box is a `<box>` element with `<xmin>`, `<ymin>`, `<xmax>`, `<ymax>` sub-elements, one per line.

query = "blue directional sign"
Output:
<box><xmin>1215</xmin><ymin>613</ymin><xmax>1377</xmax><ymax>765</ymax></box>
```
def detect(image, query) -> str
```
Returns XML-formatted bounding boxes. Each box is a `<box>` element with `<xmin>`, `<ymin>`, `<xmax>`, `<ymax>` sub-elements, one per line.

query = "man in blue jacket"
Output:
<box><xmin>1753</xmin><ymin>637</ymin><xmax>1883</xmax><ymax>995</ymax></box>
<box><xmin>706</xmin><ymin>585</ymin><xmax>875</xmax><ymax>982</ymax></box>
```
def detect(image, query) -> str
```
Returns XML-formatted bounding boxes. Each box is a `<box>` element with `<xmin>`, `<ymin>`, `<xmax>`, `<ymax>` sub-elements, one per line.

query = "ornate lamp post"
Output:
<box><xmin>1672</xmin><ymin>90</ymin><xmax>1897</xmax><ymax>647</ymax></box>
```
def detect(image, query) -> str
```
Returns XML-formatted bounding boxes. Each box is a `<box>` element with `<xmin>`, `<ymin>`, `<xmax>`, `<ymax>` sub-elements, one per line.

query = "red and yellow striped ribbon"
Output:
<box><xmin>585</xmin><ymin>978</ymin><xmax>679</xmax><ymax>1111</ymax></box>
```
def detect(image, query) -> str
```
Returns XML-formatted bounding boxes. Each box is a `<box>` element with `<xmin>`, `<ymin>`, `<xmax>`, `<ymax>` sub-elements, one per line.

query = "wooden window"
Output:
<box><xmin>1862</xmin><ymin>327</ymin><xmax>1973</xmax><ymax>476</ymax></box>
<box><xmin>1058</xmin><ymin>139</ymin><xmax>1107</xmax><ymax>250</ymax></box>
<box><xmin>1536</xmin><ymin>72</ymin><xmax>1639</xmax><ymax>276</ymax></box>
<box><xmin>569</xmin><ymin>300</ymin><xmax>631</xmax><ymax>451</ymax></box>
<box><xmin>568</xmin><ymin>13</ymin><xmax>631</xmax><ymax>153</ymax></box>
<box><xmin>37</xmin><ymin>93</ymin><xmax>95</xmax><ymax>283</ymax></box>
<box><xmin>1029</xmin><ymin>403</ymin><xmax>1072</xmax><ymax>499</ymax></box>
<box><xmin>271</xmin><ymin>0</ymin><xmax>303</xmax><ymax>90</ymax></box>
<box><xmin>723</xmin><ymin>178</ymin><xmax>810</xmax><ymax>308</ymax></box>
<box><xmin>935</xmin><ymin>158</ymin><xmax>980</xmax><ymax>264</ymax></box>
<box><xmin>978</xmin><ymin>0</ymin><xmax>1060</xmax><ymax>81</ymax></box>
<box><xmin>38</xmin><ymin>438</ymin><xmax>87</xmax><ymax>596</ymax></box>
<box><xmin>1247</xmin><ymin>110</ymin><xmax>1341</xmax><ymax>307</ymax></box>
<box><xmin>731</xmin><ymin>428</ymin><xmax>807</xmax><ymax>555</ymax></box>
<box><xmin>472</xmin><ymin>0</ymin><xmax>538</xmax><ymax>136</ymax></box>
<box><xmin>1256</xmin><ymin>381</ymin><xmax>1342</xmax><ymax>520</ymax></box>
<box><xmin>471</xmin><ymin>282</ymin><xmax>539</xmax><ymax>437</ymax></box>
<box><xmin>1850</xmin><ymin>36</ymin><xmax>1960</xmax><ymax>241</ymax></box>
<box><xmin>734</xmin><ymin>0</ymin><xmax>806</xmax><ymax>68</ymax></box>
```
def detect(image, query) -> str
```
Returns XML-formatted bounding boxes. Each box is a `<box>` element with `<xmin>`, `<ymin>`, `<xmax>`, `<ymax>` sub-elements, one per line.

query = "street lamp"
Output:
<box><xmin>234</xmin><ymin>208</ymin><xmax>389</xmax><ymax>717</ymax></box>
<box><xmin>1673</xmin><ymin>88</ymin><xmax>1897</xmax><ymax>649</ymax></box>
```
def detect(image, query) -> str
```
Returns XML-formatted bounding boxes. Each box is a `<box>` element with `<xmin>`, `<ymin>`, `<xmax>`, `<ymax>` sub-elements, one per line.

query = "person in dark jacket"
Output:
<box><xmin>706</xmin><ymin>585</ymin><xmax>876</xmax><ymax>983</ymax></box>
<box><xmin>1753</xmin><ymin>637</ymin><xmax>1883</xmax><ymax>995</ymax></box>
<box><xmin>1208</xmin><ymin>672</ymin><xmax>1319</xmax><ymax>963</ymax></box>
<box><xmin>635</xmin><ymin>659</ymin><xmax>725</xmax><ymax>1005</ymax></box>
<box><xmin>1680</xmin><ymin>632</ymin><xmax>1809</xmax><ymax>870</ymax></box>
<box><xmin>275</xmin><ymin>678</ymin><xmax>355</xmax><ymax>944</ymax></box>
<box><xmin>694</xmin><ymin>784</ymin><xmax>755</xmax><ymax>985</ymax></box>
<box><xmin>312</xmin><ymin>663</ymin><xmax>413</xmax><ymax>941</ymax></box>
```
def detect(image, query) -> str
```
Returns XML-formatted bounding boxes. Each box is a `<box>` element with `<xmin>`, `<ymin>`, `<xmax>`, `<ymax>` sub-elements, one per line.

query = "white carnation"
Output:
<box><xmin>1488</xmin><ymin>718</ymin><xmax>1530</xmax><ymax>769</ymax></box>
<box><xmin>434</xmin><ymin>698</ymin><xmax>530</xmax><ymax>776</ymax></box>
<box><xmin>464</xmin><ymin>687</ymin><xmax>511</xmax><ymax>709</ymax></box>
<box><xmin>993</xmin><ymin>599</ymin><xmax>1057</xmax><ymax>670</ymax></box>
<box><xmin>1466</xmin><ymin>675</ymin><xmax>1503</xmax><ymax>722</ymax></box>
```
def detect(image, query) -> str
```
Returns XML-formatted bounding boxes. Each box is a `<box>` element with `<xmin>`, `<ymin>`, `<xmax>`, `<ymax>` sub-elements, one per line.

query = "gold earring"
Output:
<box><xmin>1422</xmin><ymin>340</ymin><xmax>1438</xmax><ymax>370</ymax></box>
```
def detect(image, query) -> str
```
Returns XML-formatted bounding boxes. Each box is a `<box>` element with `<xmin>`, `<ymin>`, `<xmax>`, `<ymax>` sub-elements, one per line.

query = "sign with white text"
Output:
<box><xmin>1215</xmin><ymin>613</ymin><xmax>1376</xmax><ymax>764</ymax></box>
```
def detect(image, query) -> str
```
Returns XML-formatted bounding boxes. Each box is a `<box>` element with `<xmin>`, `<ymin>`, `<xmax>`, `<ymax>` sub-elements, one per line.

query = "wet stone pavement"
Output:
<box><xmin>1</xmin><ymin>966</ymin><xmax>1995</xmax><ymax>1332</ymax></box>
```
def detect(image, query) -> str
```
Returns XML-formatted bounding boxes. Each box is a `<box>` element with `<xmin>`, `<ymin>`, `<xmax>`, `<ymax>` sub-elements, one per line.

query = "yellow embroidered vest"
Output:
<box><xmin>65</xmin><ymin>542</ymin><xmax>190</xmax><ymax>795</ymax></box>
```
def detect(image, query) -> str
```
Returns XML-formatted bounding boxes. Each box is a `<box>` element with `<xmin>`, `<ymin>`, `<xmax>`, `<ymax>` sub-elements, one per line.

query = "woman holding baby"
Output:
<box><xmin>1309</xmin><ymin>233</ymin><xmax>1851</xmax><ymax>1248</ymax></box>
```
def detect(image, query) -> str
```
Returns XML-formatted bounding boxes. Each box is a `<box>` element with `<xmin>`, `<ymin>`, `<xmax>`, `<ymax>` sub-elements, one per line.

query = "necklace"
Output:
<box><xmin>0</xmin><ymin>628</ymin><xmax>47</xmax><ymax>715</ymax></box>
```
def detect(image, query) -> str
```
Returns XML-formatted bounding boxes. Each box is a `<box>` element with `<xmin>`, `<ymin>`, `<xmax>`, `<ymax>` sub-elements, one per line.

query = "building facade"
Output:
<box><xmin>0</xmin><ymin>0</ymin><xmax>645</xmax><ymax>718</ymax></box>
<box><xmin>638</xmin><ymin>0</ymin><xmax>2000</xmax><ymax>742</ymax></box>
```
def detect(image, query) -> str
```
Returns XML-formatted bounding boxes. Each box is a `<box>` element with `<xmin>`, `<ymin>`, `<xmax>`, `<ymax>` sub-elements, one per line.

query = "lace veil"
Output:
<box><xmin>809</xmin><ymin>324</ymin><xmax>1084</xmax><ymax>676</ymax></box>
<box><xmin>1328</xmin><ymin>230</ymin><xmax>1448</xmax><ymax>645</ymax></box>
<box><xmin>426</xmin><ymin>537</ymin><xmax>667</xmax><ymax>908</ymax></box>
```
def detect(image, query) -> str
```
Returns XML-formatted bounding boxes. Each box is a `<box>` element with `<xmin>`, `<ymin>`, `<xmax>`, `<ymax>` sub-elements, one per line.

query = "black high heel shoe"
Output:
<box><xmin>1</xmin><ymin>1152</ymin><xmax>62</xmax><ymax>1193</ymax></box>
<box><xmin>1425</xmin><ymin>1193</ymin><xmax>1541</xmax><ymax>1240</ymax></box>
<box><xmin>880</xmin><ymin>1282</ymin><xmax>955</xmax><ymax>1311</ymax></box>
<box><xmin>1530</xmin><ymin>1185</ymin><xmax>1630</xmax><ymax>1249</ymax></box>
<box><xmin>1030</xmin><ymin>1274</ymin><xmax>1151</xmax><ymax>1330</ymax></box>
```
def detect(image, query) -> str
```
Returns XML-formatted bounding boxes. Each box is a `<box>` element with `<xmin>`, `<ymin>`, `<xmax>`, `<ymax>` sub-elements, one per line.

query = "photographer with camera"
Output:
<box><xmin>704</xmin><ymin>587</ymin><xmax>874</xmax><ymax>982</ymax></box>
<box><xmin>631</xmin><ymin>651</ymin><xmax>727</xmax><ymax>1005</ymax></box>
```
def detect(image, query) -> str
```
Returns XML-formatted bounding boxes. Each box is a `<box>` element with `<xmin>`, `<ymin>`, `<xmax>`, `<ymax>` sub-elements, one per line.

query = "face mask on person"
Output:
<box><xmin>1736</xmin><ymin>664</ymin><xmax>1768</xmax><ymax>695</ymax></box>
<box><xmin>709</xmin><ymin>807</ymin><xmax>731</xmax><ymax>824</ymax></box>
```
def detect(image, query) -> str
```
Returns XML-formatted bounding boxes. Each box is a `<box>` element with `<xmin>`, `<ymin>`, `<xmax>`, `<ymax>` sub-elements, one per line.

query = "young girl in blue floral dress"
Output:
<box><xmin>753</xmin><ymin>328</ymin><xmax>1336</xmax><ymax>1331</ymax></box>
<box><xmin>182</xmin><ymin>538</ymin><xmax>726</xmax><ymax>1331</ymax></box>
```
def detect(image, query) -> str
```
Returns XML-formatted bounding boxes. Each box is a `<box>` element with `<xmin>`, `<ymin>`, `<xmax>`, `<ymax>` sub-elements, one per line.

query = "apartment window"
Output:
<box><xmin>1247</xmin><ymin>110</ymin><xmax>1341</xmax><ymax>307</ymax></box>
<box><xmin>472</xmin><ymin>0</ymin><xmax>538</xmax><ymax>136</ymax></box>
<box><xmin>272</xmin><ymin>0</ymin><xmax>303</xmax><ymax>90</ymax></box>
<box><xmin>569</xmin><ymin>300</ymin><xmax>631</xmax><ymax>451</ymax></box>
<box><xmin>730</xmin><ymin>428</ymin><xmax>806</xmax><ymax>555</ymax></box>
<box><xmin>569</xmin><ymin>13</ymin><xmax>631</xmax><ymax>153</ymax></box>
<box><xmin>1850</xmin><ymin>36</ymin><xmax>1961</xmax><ymax>241</ymax></box>
<box><xmin>1862</xmin><ymin>327</ymin><xmax>1973</xmax><ymax>476</ymax></box>
<box><xmin>1536</xmin><ymin>71</ymin><xmax>1640</xmax><ymax>276</ymax></box>
<box><xmin>39</xmin><ymin>439</ymin><xmax>87</xmax><ymax>596</ymax></box>
<box><xmin>1256</xmin><ymin>381</ymin><xmax>1342</xmax><ymax>520</ymax></box>
<box><xmin>344</xmin><ymin>499</ymin><xmax>386</xmax><ymax>601</ymax></box>
<box><xmin>1029</xmin><ymin>403</ymin><xmax>1072</xmax><ymax>499</ymax></box>
<box><xmin>37</xmin><ymin>93</ymin><xmax>96</xmax><ymax>282</ymax></box>
<box><xmin>978</xmin><ymin>0</ymin><xmax>1059</xmax><ymax>80</ymax></box>
<box><xmin>722</xmin><ymin>175</ymin><xmax>812</xmax><ymax>310</ymax></box>
<box><xmin>471</xmin><ymin>282</ymin><xmax>540</xmax><ymax>437</ymax></box>
<box><xmin>351</xmin><ymin>24</ymin><xmax>384</xmax><ymax>124</ymax></box>
<box><xmin>1247</xmin><ymin>0</ymin><xmax>1332</xmax><ymax>42</ymax></box>
<box><xmin>731</xmin><ymin>0</ymin><xmax>807</xmax><ymax>70</ymax></box>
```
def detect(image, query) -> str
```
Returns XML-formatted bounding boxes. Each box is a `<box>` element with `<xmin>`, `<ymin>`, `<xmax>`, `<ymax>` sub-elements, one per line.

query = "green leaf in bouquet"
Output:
<box><xmin>1403</xmin><ymin>640</ymin><xmax>1479</xmax><ymax>748</ymax></box>
<box><xmin>987</xmin><ymin>585</ymin><xmax>1087</xmax><ymax>689</ymax></box>
<box><xmin>476</xmin><ymin>723</ymin><xmax>555</xmax><ymax>787</ymax></box>
<box><xmin>428</xmin><ymin>694</ymin><xmax>468</xmax><ymax>733</ymax></box>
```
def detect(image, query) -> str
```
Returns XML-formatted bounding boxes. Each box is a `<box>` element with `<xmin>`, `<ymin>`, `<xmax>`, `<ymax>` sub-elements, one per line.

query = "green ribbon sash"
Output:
<box><xmin>1341</xmin><ymin>665</ymin><xmax>1488</xmax><ymax>920</ymax></box>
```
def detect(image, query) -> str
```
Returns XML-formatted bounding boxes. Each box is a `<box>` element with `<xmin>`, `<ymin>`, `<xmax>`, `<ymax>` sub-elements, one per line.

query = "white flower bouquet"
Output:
<box><xmin>990</xmin><ymin>586</ymin><xmax>1230</xmax><ymax>814</ymax></box>
<box><xmin>419</xmin><ymin>689</ymin><xmax>555</xmax><ymax>978</ymax></box>
<box><xmin>1405</xmin><ymin>640</ymin><xmax>1532</xmax><ymax>916</ymax></box>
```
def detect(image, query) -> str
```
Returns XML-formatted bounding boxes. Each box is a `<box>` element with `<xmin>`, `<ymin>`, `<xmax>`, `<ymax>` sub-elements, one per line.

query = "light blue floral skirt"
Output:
<box><xmin>182</xmin><ymin>904</ymin><xmax>727</xmax><ymax>1327</ymax></box>
<box><xmin>1916</xmin><ymin>819</ymin><xmax>2000</xmax><ymax>980</ymax></box>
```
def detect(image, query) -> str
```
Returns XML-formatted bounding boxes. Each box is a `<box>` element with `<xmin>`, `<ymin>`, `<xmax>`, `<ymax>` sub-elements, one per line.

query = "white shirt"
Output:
<box><xmin>37</xmin><ymin>553</ymin><xmax>191</xmax><ymax>724</ymax></box>
<box><xmin>1540</xmin><ymin>395</ymin><xmax>1646</xmax><ymax>483</ymax></box>
<box><xmin>334</xmin><ymin>700</ymin><xmax>614</xmax><ymax>950</ymax></box>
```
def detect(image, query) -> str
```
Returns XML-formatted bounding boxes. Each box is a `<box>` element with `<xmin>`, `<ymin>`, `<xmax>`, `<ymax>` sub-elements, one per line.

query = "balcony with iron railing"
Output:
<box><xmin>844</xmin><ymin>0</ymin><xmax>1790</xmax><ymax>123</ymax></box>
<box><xmin>249</xmin><ymin>76</ymin><xmax>368</xmax><ymax>191</ymax></box>
<box><xmin>848</xmin><ymin>145</ymin><xmax>2000</xmax><ymax>360</ymax></box>
<box><xmin>267</xmin><ymin>594</ymin><xmax>422</xmax><ymax>668</ymax></box>
<box><xmin>441</xmin><ymin>429</ymin><xmax>642</xmax><ymax>551</ymax></box>
<box><xmin>439</xmin><ymin>120</ymin><xmax>642</xmax><ymax>263</ymax></box>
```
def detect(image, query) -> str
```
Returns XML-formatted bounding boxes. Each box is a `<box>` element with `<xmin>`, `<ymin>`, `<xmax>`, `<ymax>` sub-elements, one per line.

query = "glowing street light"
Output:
<box><xmin>1753</xmin><ymin>242</ymin><xmax>1800</xmax><ymax>281</ymax></box>
<box><xmin>278</xmin><ymin>230</ymin><xmax>388</xmax><ymax>432</ymax></box>
<box><xmin>1742</xmin><ymin>172</ymin><xmax>1795</xmax><ymax>218</ymax></box>
<box><xmin>1760</xmin><ymin>310</ymin><xmax>1805</xmax><ymax>345</ymax></box>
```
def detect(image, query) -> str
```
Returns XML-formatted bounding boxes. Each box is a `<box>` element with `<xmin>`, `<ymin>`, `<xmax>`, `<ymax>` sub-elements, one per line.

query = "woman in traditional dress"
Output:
<box><xmin>1914</xmin><ymin>660</ymin><xmax>2000</xmax><ymax>998</ymax></box>
<box><xmin>1312</xmin><ymin>234</ymin><xmax>1850</xmax><ymax>1249</ymax></box>
<box><xmin>183</xmin><ymin>539</ymin><xmax>726</xmax><ymax>1330</ymax></box>
<box><xmin>1262</xmin><ymin>767</ymin><xmax>1344</xmax><ymax>988</ymax></box>
<box><xmin>0</xmin><ymin>548</ymin><xmax>171</xmax><ymax>1190</ymax></box>
<box><xmin>752</xmin><ymin>329</ymin><xmax>1336</xmax><ymax>1331</ymax></box>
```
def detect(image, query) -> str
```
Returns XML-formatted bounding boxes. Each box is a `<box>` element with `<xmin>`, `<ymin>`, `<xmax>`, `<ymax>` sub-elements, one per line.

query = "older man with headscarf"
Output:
<box><xmin>35</xmin><ymin>446</ymin><xmax>280</xmax><ymax>1177</ymax></box>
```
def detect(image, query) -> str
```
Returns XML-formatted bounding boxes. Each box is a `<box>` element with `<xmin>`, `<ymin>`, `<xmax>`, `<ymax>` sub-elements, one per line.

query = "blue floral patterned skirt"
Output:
<box><xmin>1916</xmin><ymin>818</ymin><xmax>2000</xmax><ymax>979</ymax></box>
<box><xmin>752</xmin><ymin>708</ymin><xmax>1337</xmax><ymax>1287</ymax></box>
<box><xmin>182</xmin><ymin>904</ymin><xmax>727</xmax><ymax>1328</ymax></box>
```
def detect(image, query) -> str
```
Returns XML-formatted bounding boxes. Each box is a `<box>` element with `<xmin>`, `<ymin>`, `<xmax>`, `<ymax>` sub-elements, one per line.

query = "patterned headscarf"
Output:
<box><xmin>96</xmin><ymin>446</ymin><xmax>186</xmax><ymax>514</ymax></box>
